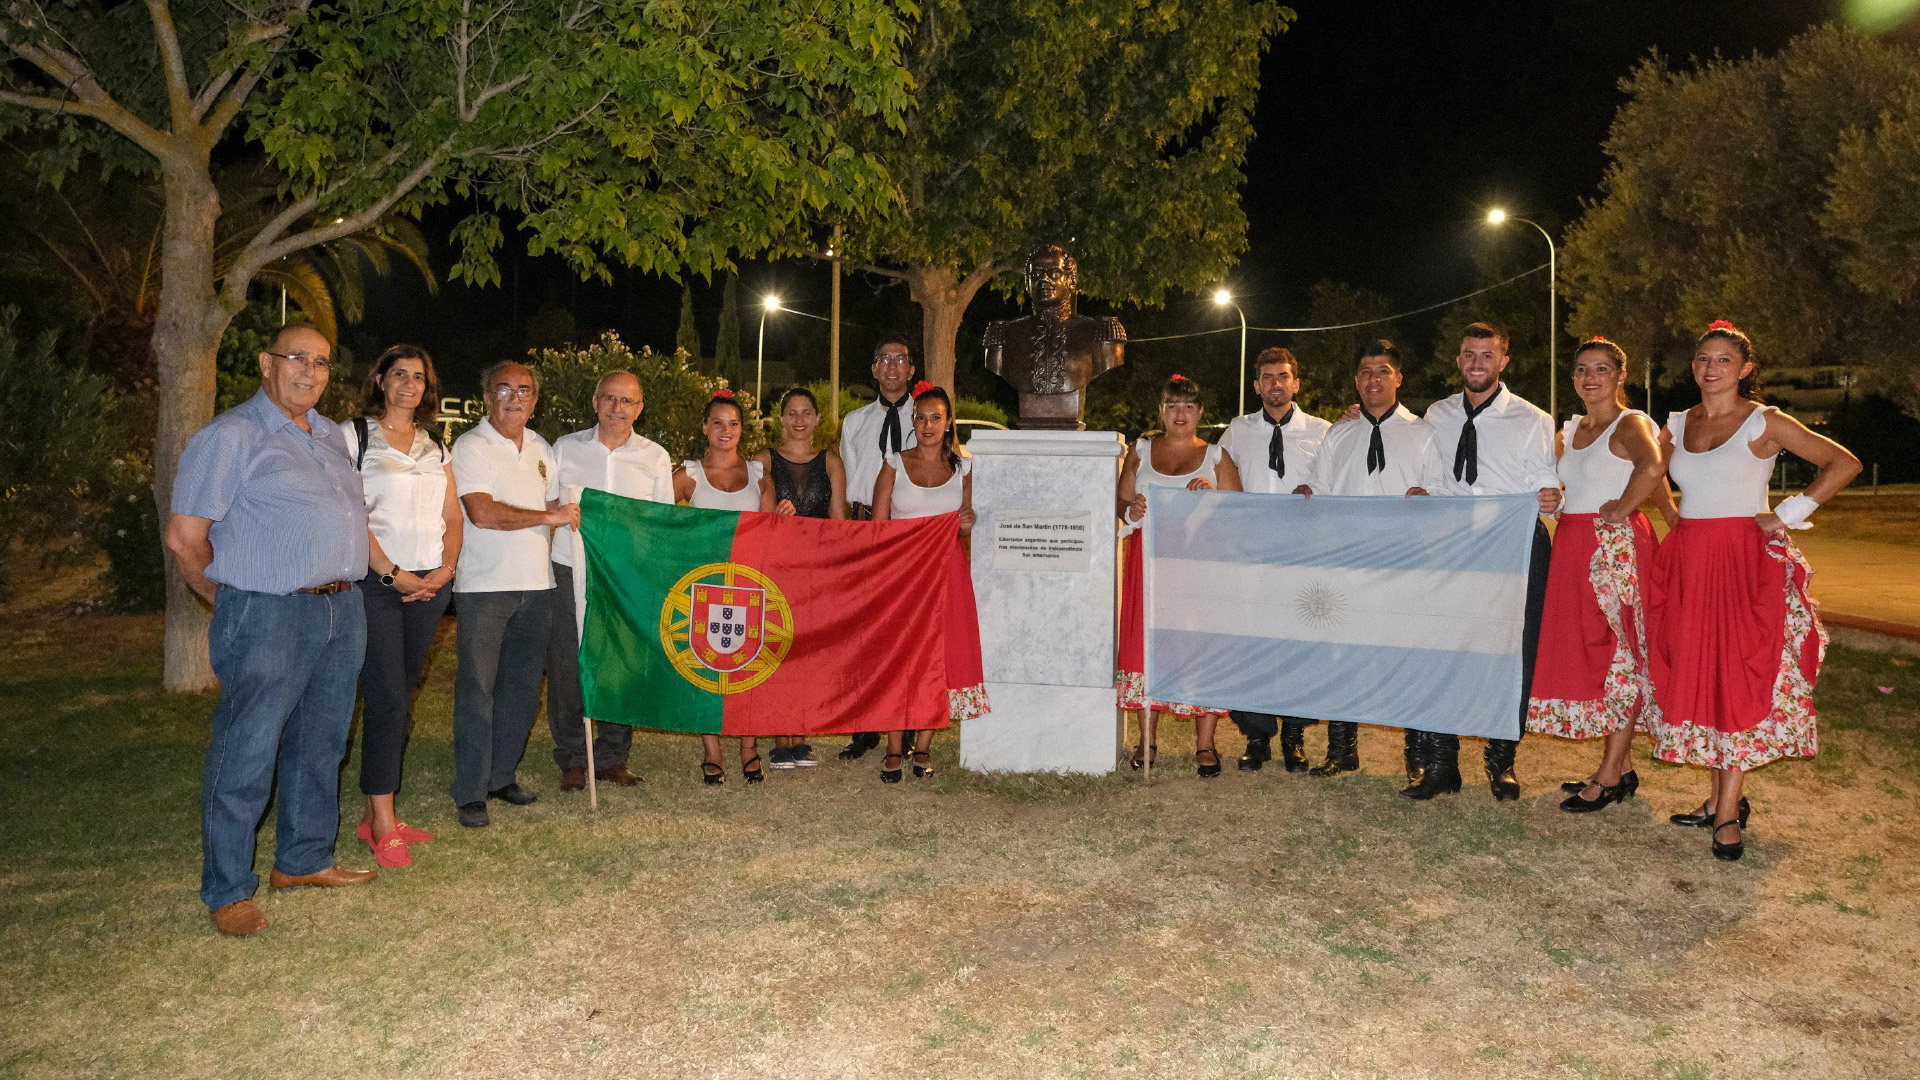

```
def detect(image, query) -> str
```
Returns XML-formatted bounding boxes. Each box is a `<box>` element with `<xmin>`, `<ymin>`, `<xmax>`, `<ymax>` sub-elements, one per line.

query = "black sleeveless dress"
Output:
<box><xmin>771</xmin><ymin>450</ymin><xmax>833</xmax><ymax>518</ymax></box>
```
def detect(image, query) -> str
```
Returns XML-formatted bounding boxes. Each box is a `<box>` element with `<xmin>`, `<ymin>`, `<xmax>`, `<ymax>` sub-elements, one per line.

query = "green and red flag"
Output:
<box><xmin>576</xmin><ymin>489</ymin><xmax>958</xmax><ymax>735</ymax></box>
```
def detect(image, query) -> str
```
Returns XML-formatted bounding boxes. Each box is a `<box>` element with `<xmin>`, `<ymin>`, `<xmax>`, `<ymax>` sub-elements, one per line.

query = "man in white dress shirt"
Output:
<box><xmin>834</xmin><ymin>336</ymin><xmax>918</xmax><ymax>760</ymax></box>
<box><xmin>547</xmin><ymin>370</ymin><xmax>674</xmax><ymax>792</ymax></box>
<box><xmin>1219</xmin><ymin>347</ymin><xmax>1332</xmax><ymax>771</ymax></box>
<box><xmin>1294</xmin><ymin>340</ymin><xmax>1441</xmax><ymax>779</ymax></box>
<box><xmin>1414</xmin><ymin>322</ymin><xmax>1561</xmax><ymax>802</ymax></box>
<box><xmin>450</xmin><ymin>362</ymin><xmax>578</xmax><ymax>828</ymax></box>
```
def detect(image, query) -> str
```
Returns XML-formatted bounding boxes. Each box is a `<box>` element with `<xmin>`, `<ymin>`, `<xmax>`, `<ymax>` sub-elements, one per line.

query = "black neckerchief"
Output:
<box><xmin>1453</xmin><ymin>386</ymin><xmax>1500</xmax><ymax>487</ymax></box>
<box><xmin>877</xmin><ymin>391</ymin><xmax>910</xmax><ymax>455</ymax></box>
<box><xmin>1260</xmin><ymin>405</ymin><xmax>1295</xmax><ymax>479</ymax></box>
<box><xmin>1362</xmin><ymin>402</ymin><xmax>1393</xmax><ymax>475</ymax></box>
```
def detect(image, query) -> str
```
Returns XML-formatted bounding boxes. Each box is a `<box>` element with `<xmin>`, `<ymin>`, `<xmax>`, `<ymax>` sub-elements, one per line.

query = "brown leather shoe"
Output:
<box><xmin>559</xmin><ymin>766</ymin><xmax>587</xmax><ymax>792</ymax></box>
<box><xmin>268</xmin><ymin>865</ymin><xmax>377</xmax><ymax>891</ymax></box>
<box><xmin>595</xmin><ymin>763</ymin><xmax>642</xmax><ymax>786</ymax></box>
<box><xmin>211</xmin><ymin>898</ymin><xmax>269</xmax><ymax>937</ymax></box>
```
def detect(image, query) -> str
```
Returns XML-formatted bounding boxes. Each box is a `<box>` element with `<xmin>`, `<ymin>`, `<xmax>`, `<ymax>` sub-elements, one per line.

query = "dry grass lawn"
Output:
<box><xmin>2</xmin><ymin>567</ymin><xmax>1917</xmax><ymax>1079</ymax></box>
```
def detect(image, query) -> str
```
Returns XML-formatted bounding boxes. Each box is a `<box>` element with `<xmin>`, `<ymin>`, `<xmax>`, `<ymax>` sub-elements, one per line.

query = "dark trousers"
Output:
<box><xmin>451</xmin><ymin>587</ymin><xmax>552</xmax><ymax>806</ymax></box>
<box><xmin>202</xmin><ymin>586</ymin><xmax>366</xmax><ymax>909</ymax></box>
<box><xmin>357</xmin><ymin>570</ymin><xmax>452</xmax><ymax>796</ymax></box>
<box><xmin>1228</xmin><ymin>711</ymin><xmax>1313</xmax><ymax>740</ymax></box>
<box><xmin>546</xmin><ymin>562</ymin><xmax>633</xmax><ymax>770</ymax></box>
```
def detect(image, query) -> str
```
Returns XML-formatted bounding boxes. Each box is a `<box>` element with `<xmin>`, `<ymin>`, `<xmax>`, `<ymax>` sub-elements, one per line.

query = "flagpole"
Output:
<box><xmin>584</xmin><ymin>717</ymin><xmax>598</xmax><ymax>812</ymax></box>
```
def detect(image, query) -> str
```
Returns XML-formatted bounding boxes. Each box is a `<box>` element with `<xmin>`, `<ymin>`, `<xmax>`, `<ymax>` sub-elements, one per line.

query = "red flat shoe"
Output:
<box><xmin>369</xmin><ymin>832</ymin><xmax>413</xmax><ymax>869</ymax></box>
<box><xmin>358</xmin><ymin>821</ymin><xmax>436</xmax><ymax>844</ymax></box>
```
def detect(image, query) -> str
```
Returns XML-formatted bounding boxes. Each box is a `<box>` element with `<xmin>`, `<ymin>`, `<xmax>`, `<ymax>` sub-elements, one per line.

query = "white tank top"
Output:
<box><xmin>684</xmin><ymin>459</ymin><xmax>763</xmax><ymax>511</ymax></box>
<box><xmin>1557</xmin><ymin>411</ymin><xmax>1641</xmax><ymax>515</ymax></box>
<box><xmin>1136</xmin><ymin>437</ymin><xmax>1223</xmax><ymax>489</ymax></box>
<box><xmin>1667</xmin><ymin>405</ymin><xmax>1778</xmax><ymax>519</ymax></box>
<box><xmin>884</xmin><ymin>451</ymin><xmax>969</xmax><ymax>519</ymax></box>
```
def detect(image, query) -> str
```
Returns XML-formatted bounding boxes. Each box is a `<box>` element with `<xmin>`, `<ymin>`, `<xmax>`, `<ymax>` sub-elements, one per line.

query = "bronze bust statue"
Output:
<box><xmin>984</xmin><ymin>245</ymin><xmax>1125</xmax><ymax>429</ymax></box>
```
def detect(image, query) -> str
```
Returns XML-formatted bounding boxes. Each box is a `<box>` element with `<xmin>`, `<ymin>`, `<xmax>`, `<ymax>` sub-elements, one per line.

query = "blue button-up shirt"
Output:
<box><xmin>172</xmin><ymin>389</ymin><xmax>369</xmax><ymax>594</ymax></box>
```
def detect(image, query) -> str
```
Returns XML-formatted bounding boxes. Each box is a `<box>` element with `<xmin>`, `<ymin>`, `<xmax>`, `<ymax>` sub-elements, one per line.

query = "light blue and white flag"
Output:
<box><xmin>1143</xmin><ymin>488</ymin><xmax>1540</xmax><ymax>740</ymax></box>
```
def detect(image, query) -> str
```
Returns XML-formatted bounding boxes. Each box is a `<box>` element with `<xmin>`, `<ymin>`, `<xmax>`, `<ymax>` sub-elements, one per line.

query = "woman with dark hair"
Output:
<box><xmin>1527</xmin><ymin>338</ymin><xmax>1676</xmax><ymax>813</ymax></box>
<box><xmin>871</xmin><ymin>382</ymin><xmax>987</xmax><ymax>782</ymax></box>
<box><xmin>1116</xmin><ymin>374</ymin><xmax>1243</xmax><ymax>776</ymax></box>
<box><xmin>341</xmin><ymin>345</ymin><xmax>463</xmax><ymax>867</ymax></box>
<box><xmin>673</xmin><ymin>390</ymin><xmax>768</xmax><ymax>784</ymax></box>
<box><xmin>1646</xmin><ymin>321</ymin><xmax>1860</xmax><ymax>860</ymax></box>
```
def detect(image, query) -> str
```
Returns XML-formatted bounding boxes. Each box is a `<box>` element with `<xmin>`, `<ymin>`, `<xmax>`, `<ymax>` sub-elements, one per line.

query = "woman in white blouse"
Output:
<box><xmin>342</xmin><ymin>345</ymin><xmax>463</xmax><ymax>868</ymax></box>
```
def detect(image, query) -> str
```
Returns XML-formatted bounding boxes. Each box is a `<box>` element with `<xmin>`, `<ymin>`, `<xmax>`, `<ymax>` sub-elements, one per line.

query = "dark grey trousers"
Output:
<box><xmin>451</xmin><ymin>587</ymin><xmax>552</xmax><ymax>806</ymax></box>
<box><xmin>546</xmin><ymin>562</ymin><xmax>633</xmax><ymax>769</ymax></box>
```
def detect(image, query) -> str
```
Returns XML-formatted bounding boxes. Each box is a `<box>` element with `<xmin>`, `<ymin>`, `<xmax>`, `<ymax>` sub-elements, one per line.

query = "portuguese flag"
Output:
<box><xmin>576</xmin><ymin>489</ymin><xmax>960</xmax><ymax>735</ymax></box>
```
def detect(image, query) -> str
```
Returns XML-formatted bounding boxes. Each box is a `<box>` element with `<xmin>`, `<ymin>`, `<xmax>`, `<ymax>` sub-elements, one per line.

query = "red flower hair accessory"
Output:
<box><xmin>1585</xmin><ymin>335</ymin><xmax>1611</xmax><ymax>344</ymax></box>
<box><xmin>1169</xmin><ymin>372</ymin><xmax>1188</xmax><ymax>381</ymax></box>
<box><xmin>912</xmin><ymin>380</ymin><xmax>935</xmax><ymax>396</ymax></box>
<box><xmin>1707</xmin><ymin>320</ymin><xmax>1736</xmax><ymax>332</ymax></box>
<box><xmin>711</xmin><ymin>388</ymin><xmax>735</xmax><ymax>399</ymax></box>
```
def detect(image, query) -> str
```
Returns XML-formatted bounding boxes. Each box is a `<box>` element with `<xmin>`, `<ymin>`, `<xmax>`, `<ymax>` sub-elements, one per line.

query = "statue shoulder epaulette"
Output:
<box><xmin>983</xmin><ymin>320</ymin><xmax>1009</xmax><ymax>348</ymax></box>
<box><xmin>1097</xmin><ymin>317</ymin><xmax>1126</xmax><ymax>343</ymax></box>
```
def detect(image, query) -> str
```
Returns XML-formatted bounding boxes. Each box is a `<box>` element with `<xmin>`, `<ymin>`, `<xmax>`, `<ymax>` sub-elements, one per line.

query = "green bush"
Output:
<box><xmin>525</xmin><ymin>333</ymin><xmax>766</xmax><ymax>462</ymax></box>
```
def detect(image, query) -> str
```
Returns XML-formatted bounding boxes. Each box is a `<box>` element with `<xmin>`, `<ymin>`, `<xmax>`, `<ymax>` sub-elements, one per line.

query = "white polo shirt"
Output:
<box><xmin>550</xmin><ymin>425</ymin><xmax>674</xmax><ymax>568</ymax></box>
<box><xmin>451</xmin><ymin>418</ymin><xmax>560</xmax><ymax>593</ymax></box>
<box><xmin>839</xmin><ymin>391</ymin><xmax>917</xmax><ymax>507</ymax></box>
<box><xmin>1219</xmin><ymin>406</ymin><xmax>1334</xmax><ymax>494</ymax></box>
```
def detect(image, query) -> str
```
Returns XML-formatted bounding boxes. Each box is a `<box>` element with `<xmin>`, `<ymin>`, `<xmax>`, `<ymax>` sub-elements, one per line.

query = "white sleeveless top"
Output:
<box><xmin>884</xmin><ymin>451</ymin><xmax>969</xmax><ymax>519</ymax></box>
<box><xmin>1136</xmin><ymin>437</ymin><xmax>1223</xmax><ymax>489</ymax></box>
<box><xmin>1557</xmin><ymin>411</ymin><xmax>1641</xmax><ymax>515</ymax></box>
<box><xmin>1667</xmin><ymin>405</ymin><xmax>1777</xmax><ymax>519</ymax></box>
<box><xmin>683</xmin><ymin>459</ymin><xmax>763</xmax><ymax>511</ymax></box>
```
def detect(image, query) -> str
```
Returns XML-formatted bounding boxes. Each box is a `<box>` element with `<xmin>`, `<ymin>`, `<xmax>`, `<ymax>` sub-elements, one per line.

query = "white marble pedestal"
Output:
<box><xmin>961</xmin><ymin>430</ymin><xmax>1123</xmax><ymax>774</ymax></box>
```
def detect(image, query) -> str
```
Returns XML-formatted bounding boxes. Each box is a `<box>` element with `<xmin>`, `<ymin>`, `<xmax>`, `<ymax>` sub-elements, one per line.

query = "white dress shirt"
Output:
<box><xmin>451</xmin><ymin>418</ymin><xmax>560</xmax><ymax>592</ymax></box>
<box><xmin>343</xmin><ymin>422</ymin><xmax>449</xmax><ymax>571</ymax></box>
<box><xmin>1219</xmin><ymin>407</ymin><xmax>1333</xmax><ymax>494</ymax></box>
<box><xmin>839</xmin><ymin>392</ymin><xmax>918</xmax><ymax>507</ymax></box>
<box><xmin>1304</xmin><ymin>403</ymin><xmax>1442</xmax><ymax>496</ymax></box>
<box><xmin>551</xmin><ymin>425</ymin><xmax>673</xmax><ymax>568</ymax></box>
<box><xmin>1422</xmin><ymin>385</ymin><xmax>1558</xmax><ymax>498</ymax></box>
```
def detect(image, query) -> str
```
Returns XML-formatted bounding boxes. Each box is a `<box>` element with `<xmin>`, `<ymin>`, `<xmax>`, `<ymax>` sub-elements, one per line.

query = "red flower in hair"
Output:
<box><xmin>1707</xmin><ymin>320</ymin><xmax>1736</xmax><ymax>332</ymax></box>
<box><xmin>1170</xmin><ymin>372</ymin><xmax>1188</xmax><ymax>381</ymax></box>
<box><xmin>711</xmin><ymin>388</ymin><xmax>735</xmax><ymax>399</ymax></box>
<box><xmin>912</xmin><ymin>380</ymin><xmax>935</xmax><ymax>396</ymax></box>
<box><xmin>1586</xmin><ymin>335</ymin><xmax>1611</xmax><ymax>344</ymax></box>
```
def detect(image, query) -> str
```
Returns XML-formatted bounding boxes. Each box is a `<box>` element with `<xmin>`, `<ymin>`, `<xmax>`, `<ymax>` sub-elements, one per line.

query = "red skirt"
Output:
<box><xmin>1644</xmin><ymin>517</ymin><xmax>1825</xmax><ymax>770</ymax></box>
<box><xmin>1116</xmin><ymin>531</ymin><xmax>1226</xmax><ymax>717</ymax></box>
<box><xmin>942</xmin><ymin>541</ymin><xmax>989</xmax><ymax>722</ymax></box>
<box><xmin>1527</xmin><ymin>513</ymin><xmax>1659</xmax><ymax>739</ymax></box>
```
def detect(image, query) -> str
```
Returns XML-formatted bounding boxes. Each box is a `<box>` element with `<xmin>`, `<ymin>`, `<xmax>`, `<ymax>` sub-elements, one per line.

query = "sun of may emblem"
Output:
<box><xmin>659</xmin><ymin>562</ymin><xmax>795</xmax><ymax>695</ymax></box>
<box><xmin>1295</xmin><ymin>580</ymin><xmax>1346</xmax><ymax>630</ymax></box>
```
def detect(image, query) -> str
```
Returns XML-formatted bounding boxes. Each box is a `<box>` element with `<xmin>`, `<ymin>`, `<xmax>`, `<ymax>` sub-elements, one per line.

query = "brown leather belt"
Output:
<box><xmin>297</xmin><ymin>581</ymin><xmax>357</xmax><ymax>595</ymax></box>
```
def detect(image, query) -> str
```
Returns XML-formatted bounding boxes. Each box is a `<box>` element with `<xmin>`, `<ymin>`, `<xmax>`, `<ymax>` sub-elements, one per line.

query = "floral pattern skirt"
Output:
<box><xmin>942</xmin><ymin>541</ymin><xmax>990</xmax><ymax>723</ymax></box>
<box><xmin>1527</xmin><ymin>513</ymin><xmax>1659</xmax><ymax>739</ymax></box>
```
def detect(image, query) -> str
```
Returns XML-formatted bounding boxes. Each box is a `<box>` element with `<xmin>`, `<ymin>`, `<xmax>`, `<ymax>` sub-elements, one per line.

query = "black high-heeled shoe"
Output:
<box><xmin>742</xmin><ymin>754</ymin><xmax>764</xmax><ymax>784</ymax></box>
<box><xmin>880</xmin><ymin>753</ymin><xmax>903</xmax><ymax>784</ymax></box>
<box><xmin>1562</xmin><ymin>770</ymin><xmax>1638</xmax><ymax>798</ymax></box>
<box><xmin>1670</xmin><ymin>796</ymin><xmax>1749</xmax><ymax>828</ymax></box>
<box><xmin>1196</xmin><ymin>748</ymin><xmax>1222</xmax><ymax>778</ymax></box>
<box><xmin>1560</xmin><ymin>777</ymin><xmax>1628</xmax><ymax>814</ymax></box>
<box><xmin>1712</xmin><ymin>819</ymin><xmax>1745</xmax><ymax>861</ymax></box>
<box><xmin>701</xmin><ymin>760</ymin><xmax>725</xmax><ymax>786</ymax></box>
<box><xmin>910</xmin><ymin>750</ymin><xmax>934</xmax><ymax>778</ymax></box>
<box><xmin>1129</xmin><ymin>744</ymin><xmax>1157</xmax><ymax>771</ymax></box>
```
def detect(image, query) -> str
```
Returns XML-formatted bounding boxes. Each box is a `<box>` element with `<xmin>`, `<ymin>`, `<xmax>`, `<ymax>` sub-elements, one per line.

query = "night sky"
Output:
<box><xmin>350</xmin><ymin>0</ymin><xmax>1843</xmax><ymax>399</ymax></box>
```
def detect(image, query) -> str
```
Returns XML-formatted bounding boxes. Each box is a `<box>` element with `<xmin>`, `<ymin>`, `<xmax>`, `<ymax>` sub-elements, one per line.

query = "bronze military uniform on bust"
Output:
<box><xmin>984</xmin><ymin>245</ymin><xmax>1125</xmax><ymax>429</ymax></box>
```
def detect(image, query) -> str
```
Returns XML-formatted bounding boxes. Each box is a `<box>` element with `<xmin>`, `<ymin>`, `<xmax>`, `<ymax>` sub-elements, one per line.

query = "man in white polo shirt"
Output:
<box><xmin>1218</xmin><ymin>346</ymin><xmax>1332</xmax><ymax>772</ymax></box>
<box><xmin>547</xmin><ymin>370</ymin><xmax>673</xmax><ymax>793</ymax></box>
<box><xmin>450</xmin><ymin>361</ymin><xmax>577</xmax><ymax>829</ymax></box>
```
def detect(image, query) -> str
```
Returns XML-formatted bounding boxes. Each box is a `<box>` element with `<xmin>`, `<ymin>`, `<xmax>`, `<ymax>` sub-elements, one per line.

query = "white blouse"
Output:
<box><xmin>1668</xmin><ymin>406</ymin><xmax>1778</xmax><ymax>519</ymax></box>
<box><xmin>344</xmin><ymin>421</ymin><xmax>448</xmax><ymax>571</ymax></box>
<box><xmin>684</xmin><ymin>459</ymin><xmax>764</xmax><ymax>511</ymax></box>
<box><xmin>1557</xmin><ymin>411</ymin><xmax>1641</xmax><ymax>515</ymax></box>
<box><xmin>884</xmin><ymin>451</ymin><xmax>969</xmax><ymax>519</ymax></box>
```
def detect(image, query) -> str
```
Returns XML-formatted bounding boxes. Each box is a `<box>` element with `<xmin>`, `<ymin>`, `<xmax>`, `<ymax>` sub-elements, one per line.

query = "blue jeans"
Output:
<box><xmin>202</xmin><ymin>585</ymin><xmax>368</xmax><ymax>910</ymax></box>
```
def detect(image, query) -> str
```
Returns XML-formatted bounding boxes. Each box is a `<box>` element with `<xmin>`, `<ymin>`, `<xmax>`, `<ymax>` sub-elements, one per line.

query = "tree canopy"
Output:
<box><xmin>1563</xmin><ymin>25</ymin><xmax>1920</xmax><ymax>415</ymax></box>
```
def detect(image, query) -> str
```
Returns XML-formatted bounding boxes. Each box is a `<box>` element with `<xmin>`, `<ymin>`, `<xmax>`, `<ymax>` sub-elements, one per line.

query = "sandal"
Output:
<box><xmin>911</xmin><ymin>750</ymin><xmax>934</xmax><ymax>778</ymax></box>
<box><xmin>1196</xmin><ymin>748</ymin><xmax>1222</xmax><ymax>778</ymax></box>
<box><xmin>880</xmin><ymin>753</ymin><xmax>904</xmax><ymax>784</ymax></box>
<box><xmin>1129</xmin><ymin>744</ymin><xmax>1157</xmax><ymax>771</ymax></box>
<box><xmin>742</xmin><ymin>754</ymin><xmax>764</xmax><ymax>784</ymax></box>
<box><xmin>701</xmin><ymin>760</ymin><xmax>725</xmax><ymax>786</ymax></box>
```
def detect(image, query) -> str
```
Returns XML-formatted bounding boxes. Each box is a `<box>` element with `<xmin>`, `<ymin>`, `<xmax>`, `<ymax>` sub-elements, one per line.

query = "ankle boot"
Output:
<box><xmin>1401</xmin><ymin>729</ymin><xmax>1428</xmax><ymax>792</ymax></box>
<box><xmin>1237</xmin><ymin>735</ymin><xmax>1271</xmax><ymax>772</ymax></box>
<box><xmin>1403</xmin><ymin>733</ymin><xmax>1461</xmax><ymax>800</ymax></box>
<box><xmin>1485</xmin><ymin>738</ymin><xmax>1521</xmax><ymax>801</ymax></box>
<box><xmin>1279</xmin><ymin>719</ymin><xmax>1311</xmax><ymax>773</ymax></box>
<box><xmin>1309</xmin><ymin>722</ymin><xmax>1359</xmax><ymax>777</ymax></box>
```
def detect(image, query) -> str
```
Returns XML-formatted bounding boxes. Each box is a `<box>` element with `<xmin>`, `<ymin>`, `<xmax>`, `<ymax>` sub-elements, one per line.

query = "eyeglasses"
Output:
<box><xmin>595</xmin><ymin>395</ymin><xmax>641</xmax><ymax>409</ymax></box>
<box><xmin>875</xmin><ymin>355</ymin><xmax>912</xmax><ymax>367</ymax></box>
<box><xmin>266</xmin><ymin>352</ymin><xmax>331</xmax><ymax>373</ymax></box>
<box><xmin>491</xmin><ymin>386</ymin><xmax>536</xmax><ymax>401</ymax></box>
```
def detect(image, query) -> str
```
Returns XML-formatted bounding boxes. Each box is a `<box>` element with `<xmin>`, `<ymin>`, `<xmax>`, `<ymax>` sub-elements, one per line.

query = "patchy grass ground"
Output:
<box><xmin>2</xmin><ymin>584</ymin><xmax>1918</xmax><ymax>1079</ymax></box>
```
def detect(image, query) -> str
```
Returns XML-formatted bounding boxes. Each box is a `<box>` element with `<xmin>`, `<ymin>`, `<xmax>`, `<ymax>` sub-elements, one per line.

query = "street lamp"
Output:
<box><xmin>756</xmin><ymin>294</ymin><xmax>782</xmax><ymax>405</ymax></box>
<box><xmin>1486</xmin><ymin>208</ymin><xmax>1558</xmax><ymax>422</ymax></box>
<box><xmin>1213</xmin><ymin>288</ymin><xmax>1248</xmax><ymax>417</ymax></box>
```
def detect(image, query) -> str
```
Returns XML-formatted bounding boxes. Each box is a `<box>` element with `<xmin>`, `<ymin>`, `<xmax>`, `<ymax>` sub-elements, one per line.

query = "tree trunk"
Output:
<box><xmin>153</xmin><ymin>165</ymin><xmax>230</xmax><ymax>692</ymax></box>
<box><xmin>906</xmin><ymin>264</ymin><xmax>996</xmax><ymax>396</ymax></box>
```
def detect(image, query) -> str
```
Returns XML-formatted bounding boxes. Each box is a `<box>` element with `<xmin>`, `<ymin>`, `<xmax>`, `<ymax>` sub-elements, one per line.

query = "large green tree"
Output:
<box><xmin>841</xmin><ymin>0</ymin><xmax>1293</xmax><ymax>393</ymax></box>
<box><xmin>1</xmin><ymin>0</ymin><xmax>911</xmax><ymax>688</ymax></box>
<box><xmin>1563</xmin><ymin>26</ymin><xmax>1920</xmax><ymax>415</ymax></box>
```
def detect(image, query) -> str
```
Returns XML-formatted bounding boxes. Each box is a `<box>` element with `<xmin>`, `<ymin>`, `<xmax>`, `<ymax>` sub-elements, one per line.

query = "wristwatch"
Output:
<box><xmin>380</xmin><ymin>569</ymin><xmax>398</xmax><ymax>587</ymax></box>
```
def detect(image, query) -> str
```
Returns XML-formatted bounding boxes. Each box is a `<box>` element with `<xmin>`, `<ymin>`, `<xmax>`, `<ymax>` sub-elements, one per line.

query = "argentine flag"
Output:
<box><xmin>1143</xmin><ymin>488</ymin><xmax>1541</xmax><ymax>740</ymax></box>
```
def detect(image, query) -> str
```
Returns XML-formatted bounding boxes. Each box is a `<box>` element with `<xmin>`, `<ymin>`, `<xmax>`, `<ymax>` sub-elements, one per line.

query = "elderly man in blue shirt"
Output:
<box><xmin>165</xmin><ymin>324</ymin><xmax>378</xmax><ymax>938</ymax></box>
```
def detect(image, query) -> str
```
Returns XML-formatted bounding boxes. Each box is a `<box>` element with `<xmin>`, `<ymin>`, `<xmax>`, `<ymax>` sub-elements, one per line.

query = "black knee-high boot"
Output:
<box><xmin>1403</xmin><ymin>733</ymin><xmax>1461</xmax><ymax>800</ymax></box>
<box><xmin>1279</xmin><ymin>718</ymin><xmax>1312</xmax><ymax>773</ymax></box>
<box><xmin>1485</xmin><ymin>738</ymin><xmax>1521</xmax><ymax>801</ymax></box>
<box><xmin>1309</xmin><ymin>721</ymin><xmax>1359</xmax><ymax>777</ymax></box>
<box><xmin>1401</xmin><ymin>729</ymin><xmax>1428</xmax><ymax>791</ymax></box>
